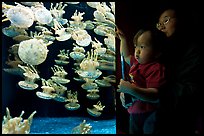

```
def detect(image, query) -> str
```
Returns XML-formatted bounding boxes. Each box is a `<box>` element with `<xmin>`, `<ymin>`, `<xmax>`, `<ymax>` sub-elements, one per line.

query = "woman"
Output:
<box><xmin>155</xmin><ymin>7</ymin><xmax>202</xmax><ymax>134</ymax></box>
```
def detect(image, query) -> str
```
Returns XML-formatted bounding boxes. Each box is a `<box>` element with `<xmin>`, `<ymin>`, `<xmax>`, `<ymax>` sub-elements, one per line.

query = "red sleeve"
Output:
<box><xmin>145</xmin><ymin>64</ymin><xmax>166</xmax><ymax>89</ymax></box>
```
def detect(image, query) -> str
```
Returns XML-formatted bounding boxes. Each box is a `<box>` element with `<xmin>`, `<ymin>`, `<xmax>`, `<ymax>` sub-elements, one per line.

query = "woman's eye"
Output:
<box><xmin>164</xmin><ymin>18</ymin><xmax>170</xmax><ymax>24</ymax></box>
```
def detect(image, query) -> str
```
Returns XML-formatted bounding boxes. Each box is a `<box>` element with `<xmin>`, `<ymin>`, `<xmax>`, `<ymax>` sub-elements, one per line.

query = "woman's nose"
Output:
<box><xmin>158</xmin><ymin>24</ymin><xmax>165</xmax><ymax>31</ymax></box>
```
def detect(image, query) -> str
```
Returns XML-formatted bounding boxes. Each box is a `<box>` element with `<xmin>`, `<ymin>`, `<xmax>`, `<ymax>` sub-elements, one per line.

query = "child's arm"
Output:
<box><xmin>116</xmin><ymin>28</ymin><xmax>132</xmax><ymax>65</ymax></box>
<box><xmin>117</xmin><ymin>79</ymin><xmax>159</xmax><ymax>103</ymax></box>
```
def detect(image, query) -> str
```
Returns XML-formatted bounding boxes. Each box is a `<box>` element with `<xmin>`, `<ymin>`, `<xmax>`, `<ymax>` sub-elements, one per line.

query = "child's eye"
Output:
<box><xmin>140</xmin><ymin>46</ymin><xmax>145</xmax><ymax>49</ymax></box>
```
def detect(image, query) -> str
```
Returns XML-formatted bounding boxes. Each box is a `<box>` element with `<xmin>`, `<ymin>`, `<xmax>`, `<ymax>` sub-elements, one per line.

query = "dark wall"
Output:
<box><xmin>115</xmin><ymin>0</ymin><xmax>203</xmax><ymax>133</ymax></box>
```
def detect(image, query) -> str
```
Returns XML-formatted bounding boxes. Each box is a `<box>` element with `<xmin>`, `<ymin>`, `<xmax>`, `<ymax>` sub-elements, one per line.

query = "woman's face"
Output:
<box><xmin>156</xmin><ymin>9</ymin><xmax>177</xmax><ymax>37</ymax></box>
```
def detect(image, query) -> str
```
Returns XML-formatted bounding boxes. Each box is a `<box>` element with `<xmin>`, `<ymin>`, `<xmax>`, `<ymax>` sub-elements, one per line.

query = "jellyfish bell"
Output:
<box><xmin>81</xmin><ymin>82</ymin><xmax>98</xmax><ymax>90</ymax></box>
<box><xmin>103</xmin><ymin>75</ymin><xmax>116</xmax><ymax>83</ymax></box>
<box><xmin>65</xmin><ymin>2</ymin><xmax>80</xmax><ymax>4</ymax></box>
<box><xmin>36</xmin><ymin>91</ymin><xmax>55</xmax><ymax>99</ymax></box>
<box><xmin>35</xmin><ymin>25</ymin><xmax>49</xmax><ymax>32</ymax></box>
<box><xmin>65</xmin><ymin>103</ymin><xmax>80</xmax><ymax>111</ymax></box>
<box><xmin>95</xmin><ymin>25</ymin><xmax>115</xmax><ymax>36</ymax></box>
<box><xmin>99</xmin><ymin>53</ymin><xmax>115</xmax><ymax>61</ymax></box>
<box><xmin>87</xmin><ymin>101</ymin><xmax>105</xmax><ymax>117</ymax></box>
<box><xmin>5</xmin><ymin>5</ymin><xmax>35</xmax><ymax>28</ymax></box>
<box><xmin>87</xmin><ymin>108</ymin><xmax>102</xmax><ymax>117</ymax></box>
<box><xmin>55</xmin><ymin>60</ymin><xmax>69</xmax><ymax>65</ymax></box>
<box><xmin>93</xmin><ymin>10</ymin><xmax>106</xmax><ymax>22</ymax></box>
<box><xmin>70</xmin><ymin>46</ymin><xmax>86</xmax><ymax>61</ymax></box>
<box><xmin>86</xmin><ymin>2</ymin><xmax>100</xmax><ymax>9</ymax></box>
<box><xmin>52</xmin><ymin>94</ymin><xmax>68</xmax><ymax>102</ymax></box>
<box><xmin>51</xmin><ymin>76</ymin><xmax>70</xmax><ymax>84</ymax></box>
<box><xmin>13</xmin><ymin>35</ymin><xmax>32</xmax><ymax>43</ymax></box>
<box><xmin>104</xmin><ymin>33</ymin><xmax>115</xmax><ymax>51</ymax></box>
<box><xmin>18</xmin><ymin>81</ymin><xmax>38</xmax><ymax>90</ymax></box>
<box><xmin>20</xmin><ymin>2</ymin><xmax>41</xmax><ymax>7</ymax></box>
<box><xmin>95</xmin><ymin>79</ymin><xmax>111</xmax><ymax>87</ymax></box>
<box><xmin>105</xmin><ymin>11</ymin><xmax>115</xmax><ymax>23</ymax></box>
<box><xmin>72</xmin><ymin>29</ymin><xmax>92</xmax><ymax>47</ymax></box>
<box><xmin>69</xmin><ymin>20</ymin><xmax>87</xmax><ymax>30</ymax></box>
<box><xmin>86</xmin><ymin>89</ymin><xmax>100</xmax><ymax>100</ymax></box>
<box><xmin>70</xmin><ymin>52</ymin><xmax>86</xmax><ymax>61</ymax></box>
<box><xmin>3</xmin><ymin>67</ymin><xmax>24</xmax><ymax>77</ymax></box>
<box><xmin>2</xmin><ymin>25</ymin><xmax>28</xmax><ymax>38</ymax></box>
<box><xmin>94</xmin><ymin>25</ymin><xmax>107</xmax><ymax>36</ymax></box>
<box><xmin>72</xmin><ymin>45</ymin><xmax>85</xmax><ymax>53</ymax></box>
<box><xmin>86</xmin><ymin>93</ymin><xmax>100</xmax><ymax>100</ymax></box>
<box><xmin>94</xmin><ymin>47</ymin><xmax>106</xmax><ymax>55</ymax></box>
<box><xmin>77</xmin><ymin>69</ymin><xmax>102</xmax><ymax>79</ymax></box>
<box><xmin>84</xmin><ymin>20</ymin><xmax>95</xmax><ymax>30</ymax></box>
<box><xmin>103</xmin><ymin>19</ymin><xmax>116</xmax><ymax>28</ymax></box>
<box><xmin>55</xmin><ymin>28</ymin><xmax>72</xmax><ymax>41</ymax></box>
<box><xmin>18</xmin><ymin>39</ymin><xmax>49</xmax><ymax>65</ymax></box>
<box><xmin>31</xmin><ymin>6</ymin><xmax>53</xmax><ymax>25</ymax></box>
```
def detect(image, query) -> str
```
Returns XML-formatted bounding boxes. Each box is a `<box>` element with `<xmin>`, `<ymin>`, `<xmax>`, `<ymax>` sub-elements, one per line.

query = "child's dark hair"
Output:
<box><xmin>133</xmin><ymin>27</ymin><xmax>167</xmax><ymax>53</ymax></box>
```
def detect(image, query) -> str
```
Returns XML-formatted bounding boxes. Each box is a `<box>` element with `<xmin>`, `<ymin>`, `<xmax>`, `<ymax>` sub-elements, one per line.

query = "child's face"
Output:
<box><xmin>134</xmin><ymin>31</ymin><xmax>155</xmax><ymax>64</ymax></box>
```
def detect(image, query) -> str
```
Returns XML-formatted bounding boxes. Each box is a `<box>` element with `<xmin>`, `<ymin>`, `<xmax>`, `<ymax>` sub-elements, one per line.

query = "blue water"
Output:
<box><xmin>30</xmin><ymin>116</ymin><xmax>116</xmax><ymax>134</ymax></box>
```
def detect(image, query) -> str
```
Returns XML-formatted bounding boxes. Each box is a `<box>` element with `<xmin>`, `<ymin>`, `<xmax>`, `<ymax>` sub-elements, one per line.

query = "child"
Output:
<box><xmin>116</xmin><ymin>27</ymin><xmax>167</xmax><ymax>134</ymax></box>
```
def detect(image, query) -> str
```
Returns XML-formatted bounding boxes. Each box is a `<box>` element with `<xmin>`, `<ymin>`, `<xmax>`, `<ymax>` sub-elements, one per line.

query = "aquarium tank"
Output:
<box><xmin>2</xmin><ymin>2</ymin><xmax>116</xmax><ymax>134</ymax></box>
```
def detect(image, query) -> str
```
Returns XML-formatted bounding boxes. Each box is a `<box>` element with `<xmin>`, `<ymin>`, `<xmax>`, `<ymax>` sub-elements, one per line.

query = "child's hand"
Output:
<box><xmin>120</xmin><ymin>92</ymin><xmax>132</xmax><ymax>109</ymax></box>
<box><xmin>116</xmin><ymin>27</ymin><xmax>126</xmax><ymax>40</ymax></box>
<box><xmin>117</xmin><ymin>79</ymin><xmax>134</xmax><ymax>95</ymax></box>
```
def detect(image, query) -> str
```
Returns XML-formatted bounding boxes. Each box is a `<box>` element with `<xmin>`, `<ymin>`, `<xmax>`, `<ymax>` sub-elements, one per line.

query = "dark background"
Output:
<box><xmin>115</xmin><ymin>0</ymin><xmax>203</xmax><ymax>134</ymax></box>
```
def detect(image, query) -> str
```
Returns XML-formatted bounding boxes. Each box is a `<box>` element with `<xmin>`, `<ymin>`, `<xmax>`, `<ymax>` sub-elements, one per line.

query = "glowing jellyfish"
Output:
<box><xmin>18</xmin><ymin>64</ymin><xmax>40</xmax><ymax>90</ymax></box>
<box><xmin>3</xmin><ymin>4</ymin><xmax>35</xmax><ymax>28</ymax></box>
<box><xmin>51</xmin><ymin>65</ymin><xmax>70</xmax><ymax>84</ymax></box>
<box><xmin>55</xmin><ymin>49</ymin><xmax>69</xmax><ymax>65</ymax></box>
<box><xmin>31</xmin><ymin>5</ymin><xmax>53</xmax><ymax>25</ymax></box>
<box><xmin>2</xmin><ymin>107</ymin><xmax>36</xmax><ymax>134</ymax></box>
<box><xmin>71</xmin><ymin>120</ymin><xmax>92</xmax><ymax>134</ymax></box>
<box><xmin>86</xmin><ymin>2</ymin><xmax>100</xmax><ymax>9</ymax></box>
<box><xmin>95</xmin><ymin>79</ymin><xmax>111</xmax><ymax>87</ymax></box>
<box><xmin>2</xmin><ymin>25</ymin><xmax>28</xmax><ymax>38</ymax></box>
<box><xmin>86</xmin><ymin>89</ymin><xmax>100</xmax><ymax>100</ymax></box>
<box><xmin>87</xmin><ymin>101</ymin><xmax>105</xmax><ymax>117</ymax></box>
<box><xmin>65</xmin><ymin>91</ymin><xmax>80</xmax><ymax>111</ymax></box>
<box><xmin>18</xmin><ymin>39</ymin><xmax>49</xmax><ymax>65</ymax></box>
<box><xmin>71</xmin><ymin>29</ymin><xmax>92</xmax><ymax>47</ymax></box>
